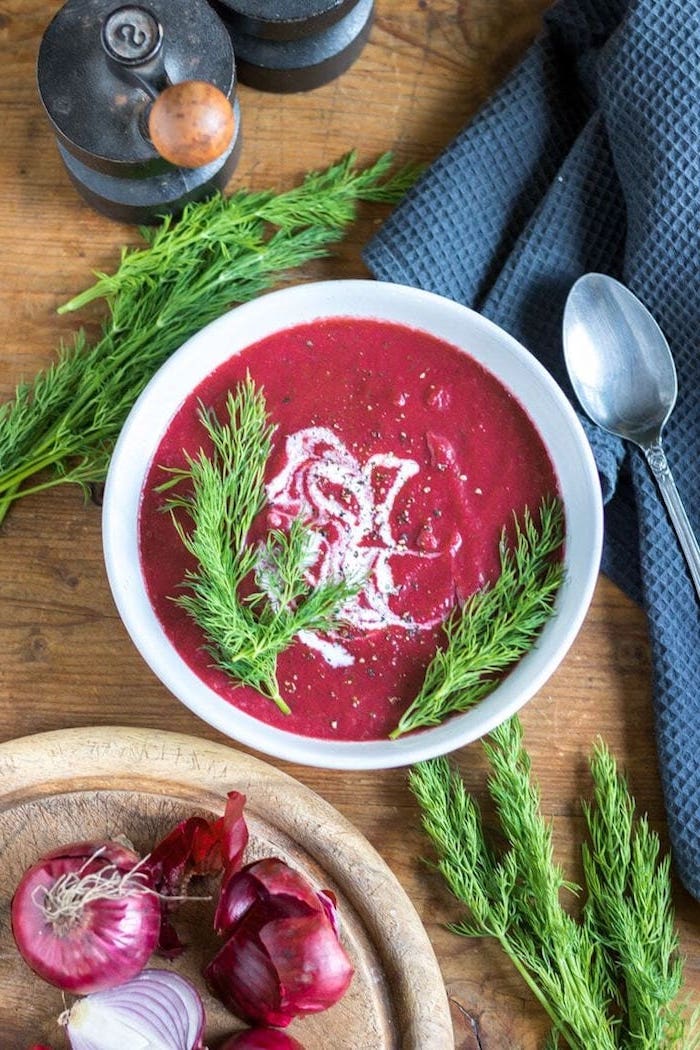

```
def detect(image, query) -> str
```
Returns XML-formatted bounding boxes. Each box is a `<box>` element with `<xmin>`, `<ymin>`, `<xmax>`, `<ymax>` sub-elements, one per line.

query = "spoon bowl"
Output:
<box><xmin>563</xmin><ymin>272</ymin><xmax>700</xmax><ymax>599</ymax></box>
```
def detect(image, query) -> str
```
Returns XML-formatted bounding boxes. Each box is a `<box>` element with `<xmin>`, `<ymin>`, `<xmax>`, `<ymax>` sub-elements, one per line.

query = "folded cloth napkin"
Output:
<box><xmin>363</xmin><ymin>0</ymin><xmax>700</xmax><ymax>898</ymax></box>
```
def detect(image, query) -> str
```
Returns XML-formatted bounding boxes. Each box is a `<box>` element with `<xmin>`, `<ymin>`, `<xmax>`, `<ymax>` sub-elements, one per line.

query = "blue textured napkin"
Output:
<box><xmin>363</xmin><ymin>0</ymin><xmax>700</xmax><ymax>899</ymax></box>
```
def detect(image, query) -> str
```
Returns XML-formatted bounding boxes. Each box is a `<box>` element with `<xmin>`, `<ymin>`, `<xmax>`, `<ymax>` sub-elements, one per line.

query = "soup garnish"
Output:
<box><xmin>394</xmin><ymin>497</ymin><xmax>564</xmax><ymax>737</ymax></box>
<box><xmin>156</xmin><ymin>376</ymin><xmax>363</xmax><ymax>713</ymax></box>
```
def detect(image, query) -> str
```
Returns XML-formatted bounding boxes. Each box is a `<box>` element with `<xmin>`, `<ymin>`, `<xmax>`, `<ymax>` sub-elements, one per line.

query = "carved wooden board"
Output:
<box><xmin>0</xmin><ymin>727</ymin><xmax>453</xmax><ymax>1049</ymax></box>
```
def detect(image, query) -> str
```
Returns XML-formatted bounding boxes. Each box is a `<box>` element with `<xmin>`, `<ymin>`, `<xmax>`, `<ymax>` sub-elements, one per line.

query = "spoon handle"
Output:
<box><xmin>643</xmin><ymin>441</ymin><xmax>700</xmax><ymax>601</ymax></box>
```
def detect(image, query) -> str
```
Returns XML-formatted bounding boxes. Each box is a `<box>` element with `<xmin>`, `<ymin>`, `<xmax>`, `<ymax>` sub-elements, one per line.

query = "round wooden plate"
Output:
<box><xmin>0</xmin><ymin>726</ymin><xmax>453</xmax><ymax>1049</ymax></box>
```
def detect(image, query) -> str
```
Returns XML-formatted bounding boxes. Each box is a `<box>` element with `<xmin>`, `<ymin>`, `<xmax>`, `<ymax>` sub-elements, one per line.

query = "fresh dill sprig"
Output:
<box><xmin>581</xmin><ymin>742</ymin><xmax>686</xmax><ymax>1047</ymax></box>
<box><xmin>160</xmin><ymin>378</ymin><xmax>361</xmax><ymax>712</ymax></box>
<box><xmin>59</xmin><ymin>151</ymin><xmax>420</xmax><ymax>315</ymax></box>
<box><xmin>0</xmin><ymin>152</ymin><xmax>420</xmax><ymax>527</ymax></box>
<box><xmin>391</xmin><ymin>498</ymin><xmax>565</xmax><ymax>738</ymax></box>
<box><xmin>409</xmin><ymin>718</ymin><xmax>694</xmax><ymax>1049</ymax></box>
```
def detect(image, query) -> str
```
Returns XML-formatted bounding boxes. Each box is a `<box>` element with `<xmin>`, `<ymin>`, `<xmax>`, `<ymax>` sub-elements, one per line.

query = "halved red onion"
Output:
<box><xmin>11</xmin><ymin>841</ymin><xmax>161</xmax><ymax>994</ymax></box>
<box><xmin>63</xmin><ymin>969</ymin><xmax>205</xmax><ymax>1050</ymax></box>
<box><xmin>220</xmin><ymin>1030</ymin><xmax>306</xmax><ymax>1049</ymax></box>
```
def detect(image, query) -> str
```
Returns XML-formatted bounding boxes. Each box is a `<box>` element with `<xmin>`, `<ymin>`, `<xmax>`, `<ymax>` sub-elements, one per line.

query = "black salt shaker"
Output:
<box><xmin>211</xmin><ymin>0</ymin><xmax>374</xmax><ymax>93</ymax></box>
<box><xmin>37</xmin><ymin>0</ymin><xmax>242</xmax><ymax>222</ymax></box>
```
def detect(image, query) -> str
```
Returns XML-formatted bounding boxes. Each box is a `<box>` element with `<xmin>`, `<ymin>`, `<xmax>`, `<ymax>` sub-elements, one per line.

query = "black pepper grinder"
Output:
<box><xmin>37</xmin><ymin>0</ymin><xmax>242</xmax><ymax>223</ymax></box>
<box><xmin>211</xmin><ymin>0</ymin><xmax>374</xmax><ymax>93</ymax></box>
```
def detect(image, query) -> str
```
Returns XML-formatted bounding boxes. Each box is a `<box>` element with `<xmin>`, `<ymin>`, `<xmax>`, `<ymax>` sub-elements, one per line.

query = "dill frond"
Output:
<box><xmin>582</xmin><ymin>741</ymin><xmax>686</xmax><ymax>1047</ymax></box>
<box><xmin>0</xmin><ymin>152</ymin><xmax>419</xmax><ymax>527</ymax></box>
<box><xmin>160</xmin><ymin>378</ymin><xmax>360</xmax><ymax>712</ymax></box>
<box><xmin>409</xmin><ymin>718</ymin><xmax>692</xmax><ymax>1049</ymax></box>
<box><xmin>391</xmin><ymin>499</ymin><xmax>565</xmax><ymax>737</ymax></box>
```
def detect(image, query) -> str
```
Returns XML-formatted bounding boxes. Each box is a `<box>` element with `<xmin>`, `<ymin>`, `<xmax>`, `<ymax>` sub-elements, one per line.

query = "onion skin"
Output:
<box><xmin>11</xmin><ymin>840</ymin><xmax>160</xmax><ymax>994</ymax></box>
<box><xmin>147</xmin><ymin>790</ymin><xmax>249</xmax><ymax>957</ymax></box>
<box><xmin>220</xmin><ymin>1031</ymin><xmax>306</xmax><ymax>1049</ymax></box>
<box><xmin>214</xmin><ymin>856</ymin><xmax>321</xmax><ymax>938</ymax></box>
<box><xmin>147</xmin><ymin>791</ymin><xmax>248</xmax><ymax>896</ymax></box>
<box><xmin>205</xmin><ymin>857</ymin><xmax>354</xmax><ymax>1028</ymax></box>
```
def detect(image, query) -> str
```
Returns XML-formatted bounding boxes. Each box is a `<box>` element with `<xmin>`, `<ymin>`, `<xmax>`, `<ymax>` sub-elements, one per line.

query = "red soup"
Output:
<box><xmin>139</xmin><ymin>317</ymin><xmax>560</xmax><ymax>741</ymax></box>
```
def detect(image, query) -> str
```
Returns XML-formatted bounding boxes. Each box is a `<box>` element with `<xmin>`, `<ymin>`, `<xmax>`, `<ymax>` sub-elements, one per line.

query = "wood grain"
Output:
<box><xmin>0</xmin><ymin>1</ymin><xmax>698</xmax><ymax>1048</ymax></box>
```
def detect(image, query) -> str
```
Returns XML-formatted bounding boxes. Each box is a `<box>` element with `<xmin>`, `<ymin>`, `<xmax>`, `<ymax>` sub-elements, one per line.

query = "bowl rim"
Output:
<box><xmin>103</xmin><ymin>278</ymin><xmax>603</xmax><ymax>770</ymax></box>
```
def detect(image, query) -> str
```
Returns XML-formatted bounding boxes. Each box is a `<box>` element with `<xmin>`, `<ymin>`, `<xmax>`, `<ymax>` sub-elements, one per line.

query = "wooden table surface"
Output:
<box><xmin>1</xmin><ymin>1</ymin><xmax>698</xmax><ymax>1047</ymax></box>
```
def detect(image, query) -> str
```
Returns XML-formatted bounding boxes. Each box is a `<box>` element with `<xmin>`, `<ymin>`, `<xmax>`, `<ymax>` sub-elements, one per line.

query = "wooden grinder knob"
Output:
<box><xmin>148</xmin><ymin>81</ymin><xmax>235</xmax><ymax>169</ymax></box>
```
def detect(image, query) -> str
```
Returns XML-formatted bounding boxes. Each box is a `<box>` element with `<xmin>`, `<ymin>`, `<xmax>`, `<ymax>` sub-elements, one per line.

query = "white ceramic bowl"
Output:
<box><xmin>103</xmin><ymin>279</ymin><xmax>603</xmax><ymax>770</ymax></box>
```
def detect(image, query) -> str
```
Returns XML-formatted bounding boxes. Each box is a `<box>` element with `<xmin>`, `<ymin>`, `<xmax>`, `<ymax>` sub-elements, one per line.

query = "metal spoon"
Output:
<box><xmin>563</xmin><ymin>271</ymin><xmax>700</xmax><ymax>600</ymax></box>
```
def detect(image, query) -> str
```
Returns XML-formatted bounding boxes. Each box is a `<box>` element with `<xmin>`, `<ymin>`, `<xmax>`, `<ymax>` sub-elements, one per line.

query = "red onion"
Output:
<box><xmin>205</xmin><ymin>857</ymin><xmax>354</xmax><ymax>1028</ymax></box>
<box><xmin>214</xmin><ymin>856</ymin><xmax>322</xmax><ymax>937</ymax></box>
<box><xmin>147</xmin><ymin>791</ymin><xmax>248</xmax><ymax>896</ymax></box>
<box><xmin>62</xmin><ymin>969</ymin><xmax>205</xmax><ymax>1050</ymax></box>
<box><xmin>146</xmin><ymin>790</ymin><xmax>249</xmax><ymax>957</ymax></box>
<box><xmin>220</xmin><ymin>1031</ymin><xmax>306</xmax><ymax>1049</ymax></box>
<box><xmin>11</xmin><ymin>840</ymin><xmax>161</xmax><ymax>994</ymax></box>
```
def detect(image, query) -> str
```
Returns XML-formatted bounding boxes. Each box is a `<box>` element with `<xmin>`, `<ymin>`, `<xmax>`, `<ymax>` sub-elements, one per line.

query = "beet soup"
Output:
<box><xmin>139</xmin><ymin>317</ymin><xmax>561</xmax><ymax>741</ymax></box>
